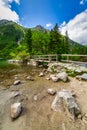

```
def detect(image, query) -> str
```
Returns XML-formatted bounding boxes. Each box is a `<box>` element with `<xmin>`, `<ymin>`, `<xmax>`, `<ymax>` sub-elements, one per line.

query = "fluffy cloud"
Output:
<box><xmin>46</xmin><ymin>22</ymin><xmax>52</xmax><ymax>28</ymax></box>
<box><xmin>60</xmin><ymin>21</ymin><xmax>66</xmax><ymax>28</ymax></box>
<box><xmin>0</xmin><ymin>0</ymin><xmax>20</xmax><ymax>22</ymax></box>
<box><xmin>61</xmin><ymin>10</ymin><xmax>87</xmax><ymax>45</ymax></box>
<box><xmin>80</xmin><ymin>0</ymin><xmax>87</xmax><ymax>5</ymax></box>
<box><xmin>8</xmin><ymin>0</ymin><xmax>20</xmax><ymax>4</ymax></box>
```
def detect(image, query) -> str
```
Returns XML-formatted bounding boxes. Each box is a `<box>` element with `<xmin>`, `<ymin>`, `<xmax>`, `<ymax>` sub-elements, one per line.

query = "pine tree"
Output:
<box><xmin>25</xmin><ymin>29</ymin><xmax>32</xmax><ymax>55</ymax></box>
<box><xmin>49</xmin><ymin>23</ymin><xmax>62</xmax><ymax>54</ymax></box>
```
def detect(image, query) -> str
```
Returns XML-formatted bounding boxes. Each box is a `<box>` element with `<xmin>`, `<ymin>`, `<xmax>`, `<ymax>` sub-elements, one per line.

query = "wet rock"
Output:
<box><xmin>11</xmin><ymin>102</ymin><xmax>22</xmax><ymax>119</ymax></box>
<box><xmin>14</xmin><ymin>80</ymin><xmax>21</xmax><ymax>85</ymax></box>
<box><xmin>47</xmin><ymin>88</ymin><xmax>56</xmax><ymax>95</ymax></box>
<box><xmin>81</xmin><ymin>73</ymin><xmax>87</xmax><ymax>80</ymax></box>
<box><xmin>57</xmin><ymin>72</ymin><xmax>68</xmax><ymax>82</ymax></box>
<box><xmin>51</xmin><ymin>90</ymin><xmax>81</xmax><ymax>118</ymax></box>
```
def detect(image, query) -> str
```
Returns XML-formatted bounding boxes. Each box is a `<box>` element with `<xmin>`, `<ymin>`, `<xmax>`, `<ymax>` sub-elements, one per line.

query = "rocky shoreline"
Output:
<box><xmin>0</xmin><ymin>62</ymin><xmax>87</xmax><ymax>130</ymax></box>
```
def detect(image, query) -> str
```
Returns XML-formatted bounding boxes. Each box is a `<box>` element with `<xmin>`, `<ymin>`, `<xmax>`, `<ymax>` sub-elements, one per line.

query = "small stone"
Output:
<box><xmin>11</xmin><ymin>92</ymin><xmax>20</xmax><ymax>98</ymax></box>
<box><xmin>42</xmin><ymin>68</ymin><xmax>46</xmax><ymax>72</ymax></box>
<box><xmin>82</xmin><ymin>114</ymin><xmax>87</xmax><ymax>124</ymax></box>
<box><xmin>76</xmin><ymin>75</ymin><xmax>81</xmax><ymax>80</ymax></box>
<box><xmin>81</xmin><ymin>73</ymin><xmax>87</xmax><ymax>80</ymax></box>
<box><xmin>32</xmin><ymin>61</ymin><xmax>38</xmax><ymax>66</ymax></box>
<box><xmin>45</xmin><ymin>71</ymin><xmax>48</xmax><ymax>74</ymax></box>
<box><xmin>14</xmin><ymin>76</ymin><xmax>18</xmax><ymax>80</ymax></box>
<box><xmin>75</xmin><ymin>69</ymin><xmax>82</xmax><ymax>73</ymax></box>
<box><xmin>50</xmin><ymin>74</ymin><xmax>55</xmax><ymax>79</ymax></box>
<box><xmin>39</xmin><ymin>72</ymin><xmax>44</xmax><ymax>77</ymax></box>
<box><xmin>47</xmin><ymin>88</ymin><xmax>56</xmax><ymax>95</ymax></box>
<box><xmin>34</xmin><ymin>95</ymin><xmax>38</xmax><ymax>101</ymax></box>
<box><xmin>26</xmin><ymin>76</ymin><xmax>34</xmax><ymax>81</ymax></box>
<box><xmin>50</xmin><ymin>75</ymin><xmax>59</xmax><ymax>82</ymax></box>
<box><xmin>14</xmin><ymin>80</ymin><xmax>21</xmax><ymax>85</ymax></box>
<box><xmin>11</xmin><ymin>102</ymin><xmax>22</xmax><ymax>119</ymax></box>
<box><xmin>51</xmin><ymin>76</ymin><xmax>59</xmax><ymax>82</ymax></box>
<box><xmin>77</xmin><ymin>114</ymin><xmax>82</xmax><ymax>119</ymax></box>
<box><xmin>46</xmin><ymin>77</ymin><xmax>50</xmax><ymax>80</ymax></box>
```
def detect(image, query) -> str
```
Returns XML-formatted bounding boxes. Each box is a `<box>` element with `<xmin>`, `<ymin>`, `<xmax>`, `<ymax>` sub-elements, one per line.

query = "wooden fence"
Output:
<box><xmin>32</xmin><ymin>54</ymin><xmax>87</xmax><ymax>63</ymax></box>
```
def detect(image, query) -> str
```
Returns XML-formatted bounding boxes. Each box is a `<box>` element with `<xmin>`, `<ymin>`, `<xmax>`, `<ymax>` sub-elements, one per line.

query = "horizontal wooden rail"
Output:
<box><xmin>31</xmin><ymin>54</ymin><xmax>87</xmax><ymax>63</ymax></box>
<box><xmin>62</xmin><ymin>54</ymin><xmax>87</xmax><ymax>57</ymax></box>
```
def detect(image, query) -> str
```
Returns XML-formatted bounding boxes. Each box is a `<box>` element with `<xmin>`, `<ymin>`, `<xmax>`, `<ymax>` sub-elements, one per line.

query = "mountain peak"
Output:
<box><xmin>33</xmin><ymin>25</ymin><xmax>47</xmax><ymax>32</ymax></box>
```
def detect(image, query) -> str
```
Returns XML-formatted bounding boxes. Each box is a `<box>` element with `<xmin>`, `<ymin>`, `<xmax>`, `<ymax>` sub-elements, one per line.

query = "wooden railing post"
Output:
<box><xmin>56</xmin><ymin>54</ymin><xmax>58</xmax><ymax>61</ymax></box>
<box><xmin>49</xmin><ymin>56</ymin><xmax>51</xmax><ymax>62</ymax></box>
<box><xmin>67</xmin><ymin>55</ymin><xmax>69</xmax><ymax>62</ymax></box>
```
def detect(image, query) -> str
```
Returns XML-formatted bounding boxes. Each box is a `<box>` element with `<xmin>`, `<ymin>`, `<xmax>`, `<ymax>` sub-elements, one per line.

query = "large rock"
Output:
<box><xmin>11</xmin><ymin>102</ymin><xmax>22</xmax><ymax>119</ymax></box>
<box><xmin>51</xmin><ymin>90</ymin><xmax>81</xmax><ymax>118</ymax></box>
<box><xmin>51</xmin><ymin>92</ymin><xmax>62</xmax><ymax>112</ymax></box>
<box><xmin>57</xmin><ymin>72</ymin><xmax>68</xmax><ymax>82</ymax></box>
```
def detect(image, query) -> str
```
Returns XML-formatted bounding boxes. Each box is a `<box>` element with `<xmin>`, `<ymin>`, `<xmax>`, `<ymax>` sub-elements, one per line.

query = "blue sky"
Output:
<box><xmin>0</xmin><ymin>0</ymin><xmax>87</xmax><ymax>44</ymax></box>
<box><xmin>11</xmin><ymin>0</ymin><xmax>87</xmax><ymax>28</ymax></box>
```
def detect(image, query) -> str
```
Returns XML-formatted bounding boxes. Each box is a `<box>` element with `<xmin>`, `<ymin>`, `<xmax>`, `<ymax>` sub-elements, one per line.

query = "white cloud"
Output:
<box><xmin>0</xmin><ymin>0</ymin><xmax>20</xmax><ymax>22</ymax></box>
<box><xmin>60</xmin><ymin>21</ymin><xmax>66</xmax><ymax>28</ymax></box>
<box><xmin>8</xmin><ymin>0</ymin><xmax>20</xmax><ymax>4</ymax></box>
<box><xmin>46</xmin><ymin>22</ymin><xmax>52</xmax><ymax>28</ymax></box>
<box><xmin>80</xmin><ymin>0</ymin><xmax>87</xmax><ymax>5</ymax></box>
<box><xmin>61</xmin><ymin>10</ymin><xmax>87</xmax><ymax>45</ymax></box>
<box><xmin>80</xmin><ymin>0</ymin><xmax>84</xmax><ymax>4</ymax></box>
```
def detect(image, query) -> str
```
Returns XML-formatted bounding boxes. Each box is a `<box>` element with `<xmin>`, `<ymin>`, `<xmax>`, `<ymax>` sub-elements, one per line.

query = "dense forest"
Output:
<box><xmin>0</xmin><ymin>20</ymin><xmax>87</xmax><ymax>60</ymax></box>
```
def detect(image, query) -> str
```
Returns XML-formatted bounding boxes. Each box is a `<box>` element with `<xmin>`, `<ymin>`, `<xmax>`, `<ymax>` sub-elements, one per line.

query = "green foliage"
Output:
<box><xmin>0</xmin><ymin>60</ymin><xmax>18</xmax><ymax>69</ymax></box>
<box><xmin>49</xmin><ymin>23</ymin><xmax>63</xmax><ymax>54</ymax></box>
<box><xmin>32</xmin><ymin>30</ymin><xmax>50</xmax><ymax>54</ymax></box>
<box><xmin>10</xmin><ymin>44</ymin><xmax>29</xmax><ymax>61</ymax></box>
<box><xmin>0</xmin><ymin>20</ymin><xmax>24</xmax><ymax>58</ymax></box>
<box><xmin>25</xmin><ymin>29</ymin><xmax>32</xmax><ymax>54</ymax></box>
